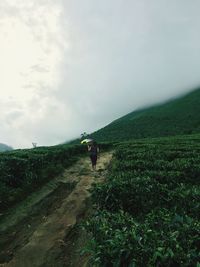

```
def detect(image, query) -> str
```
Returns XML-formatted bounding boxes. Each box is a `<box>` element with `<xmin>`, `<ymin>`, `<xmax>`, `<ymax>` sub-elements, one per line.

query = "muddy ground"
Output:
<box><xmin>0</xmin><ymin>152</ymin><xmax>113</xmax><ymax>267</ymax></box>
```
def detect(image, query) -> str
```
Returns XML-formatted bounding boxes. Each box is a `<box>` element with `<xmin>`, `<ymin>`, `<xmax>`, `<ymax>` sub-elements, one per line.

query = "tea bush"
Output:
<box><xmin>0</xmin><ymin>144</ymin><xmax>86</xmax><ymax>211</ymax></box>
<box><xmin>85</xmin><ymin>209</ymin><xmax>200</xmax><ymax>267</ymax></box>
<box><xmin>85</xmin><ymin>135</ymin><xmax>200</xmax><ymax>266</ymax></box>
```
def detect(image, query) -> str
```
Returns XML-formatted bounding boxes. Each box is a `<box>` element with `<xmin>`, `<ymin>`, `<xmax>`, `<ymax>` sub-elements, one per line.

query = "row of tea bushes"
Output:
<box><xmin>0</xmin><ymin>142</ymin><xmax>113</xmax><ymax>213</ymax></box>
<box><xmin>84</xmin><ymin>135</ymin><xmax>200</xmax><ymax>266</ymax></box>
<box><xmin>0</xmin><ymin>144</ymin><xmax>87</xmax><ymax>212</ymax></box>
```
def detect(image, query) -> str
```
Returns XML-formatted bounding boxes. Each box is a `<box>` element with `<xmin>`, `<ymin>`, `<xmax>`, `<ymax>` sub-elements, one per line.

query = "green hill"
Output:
<box><xmin>91</xmin><ymin>88</ymin><xmax>200</xmax><ymax>142</ymax></box>
<box><xmin>0</xmin><ymin>143</ymin><xmax>13</xmax><ymax>152</ymax></box>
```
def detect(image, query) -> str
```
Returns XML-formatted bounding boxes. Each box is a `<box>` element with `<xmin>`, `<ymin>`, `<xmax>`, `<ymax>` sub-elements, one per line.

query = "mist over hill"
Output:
<box><xmin>0</xmin><ymin>143</ymin><xmax>13</xmax><ymax>152</ymax></box>
<box><xmin>90</xmin><ymin>87</ymin><xmax>200</xmax><ymax>142</ymax></box>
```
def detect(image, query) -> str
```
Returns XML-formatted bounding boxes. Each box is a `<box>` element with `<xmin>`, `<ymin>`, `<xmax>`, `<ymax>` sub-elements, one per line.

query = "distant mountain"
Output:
<box><xmin>0</xmin><ymin>143</ymin><xmax>13</xmax><ymax>152</ymax></box>
<box><xmin>90</xmin><ymin>88</ymin><xmax>200</xmax><ymax>142</ymax></box>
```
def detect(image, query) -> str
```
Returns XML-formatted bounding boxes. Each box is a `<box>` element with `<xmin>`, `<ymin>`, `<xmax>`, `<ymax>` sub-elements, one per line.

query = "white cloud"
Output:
<box><xmin>0</xmin><ymin>0</ymin><xmax>69</xmax><ymax>148</ymax></box>
<box><xmin>1</xmin><ymin>0</ymin><xmax>200</xmax><ymax>148</ymax></box>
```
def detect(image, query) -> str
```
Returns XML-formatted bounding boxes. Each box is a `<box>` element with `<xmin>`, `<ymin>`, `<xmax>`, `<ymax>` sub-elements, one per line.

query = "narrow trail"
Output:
<box><xmin>0</xmin><ymin>152</ymin><xmax>113</xmax><ymax>267</ymax></box>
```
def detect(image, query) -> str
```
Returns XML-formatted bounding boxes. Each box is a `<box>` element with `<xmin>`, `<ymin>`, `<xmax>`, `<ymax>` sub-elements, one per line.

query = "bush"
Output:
<box><xmin>91</xmin><ymin>175</ymin><xmax>169</xmax><ymax>217</ymax></box>
<box><xmin>85</xmin><ymin>136</ymin><xmax>200</xmax><ymax>266</ymax></box>
<box><xmin>0</xmin><ymin>144</ymin><xmax>86</xmax><ymax>212</ymax></box>
<box><xmin>84</xmin><ymin>209</ymin><xmax>200</xmax><ymax>267</ymax></box>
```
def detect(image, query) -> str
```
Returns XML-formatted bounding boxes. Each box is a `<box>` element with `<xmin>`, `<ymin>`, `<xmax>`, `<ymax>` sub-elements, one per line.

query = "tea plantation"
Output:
<box><xmin>85</xmin><ymin>134</ymin><xmax>200</xmax><ymax>267</ymax></box>
<box><xmin>0</xmin><ymin>142</ymin><xmax>112</xmax><ymax>213</ymax></box>
<box><xmin>0</xmin><ymin>144</ymin><xmax>87</xmax><ymax>212</ymax></box>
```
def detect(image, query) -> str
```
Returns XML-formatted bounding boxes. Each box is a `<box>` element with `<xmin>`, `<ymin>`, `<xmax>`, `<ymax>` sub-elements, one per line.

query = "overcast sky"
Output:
<box><xmin>1</xmin><ymin>0</ymin><xmax>200</xmax><ymax>148</ymax></box>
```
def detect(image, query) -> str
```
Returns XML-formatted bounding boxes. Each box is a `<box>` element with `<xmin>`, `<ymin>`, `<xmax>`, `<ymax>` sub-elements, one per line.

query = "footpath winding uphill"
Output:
<box><xmin>0</xmin><ymin>152</ymin><xmax>113</xmax><ymax>267</ymax></box>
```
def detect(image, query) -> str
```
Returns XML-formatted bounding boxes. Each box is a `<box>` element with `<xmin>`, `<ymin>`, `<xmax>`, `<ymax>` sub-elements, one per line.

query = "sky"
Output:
<box><xmin>1</xmin><ymin>0</ymin><xmax>200</xmax><ymax>148</ymax></box>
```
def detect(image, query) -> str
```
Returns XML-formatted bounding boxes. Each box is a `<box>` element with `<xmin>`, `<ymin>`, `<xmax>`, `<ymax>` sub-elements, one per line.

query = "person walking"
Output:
<box><xmin>87</xmin><ymin>141</ymin><xmax>99</xmax><ymax>170</ymax></box>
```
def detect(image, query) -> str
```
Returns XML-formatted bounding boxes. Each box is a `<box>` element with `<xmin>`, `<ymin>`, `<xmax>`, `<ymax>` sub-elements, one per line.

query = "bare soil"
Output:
<box><xmin>0</xmin><ymin>152</ymin><xmax>113</xmax><ymax>267</ymax></box>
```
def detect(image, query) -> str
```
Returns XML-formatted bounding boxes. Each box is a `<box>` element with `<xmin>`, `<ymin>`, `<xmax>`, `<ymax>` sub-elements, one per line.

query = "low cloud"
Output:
<box><xmin>1</xmin><ymin>0</ymin><xmax>200</xmax><ymax>148</ymax></box>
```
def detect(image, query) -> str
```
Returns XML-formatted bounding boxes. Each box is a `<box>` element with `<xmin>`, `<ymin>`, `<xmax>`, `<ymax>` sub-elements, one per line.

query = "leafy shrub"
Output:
<box><xmin>0</xmin><ymin>144</ymin><xmax>86</xmax><ymax>211</ymax></box>
<box><xmin>85</xmin><ymin>136</ymin><xmax>200</xmax><ymax>266</ymax></box>
<box><xmin>91</xmin><ymin>175</ymin><xmax>169</xmax><ymax>217</ymax></box>
<box><xmin>84</xmin><ymin>209</ymin><xmax>200</xmax><ymax>267</ymax></box>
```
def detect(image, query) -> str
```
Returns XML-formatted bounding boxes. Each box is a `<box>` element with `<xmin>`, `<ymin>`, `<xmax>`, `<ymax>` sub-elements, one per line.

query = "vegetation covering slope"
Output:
<box><xmin>0</xmin><ymin>143</ymin><xmax>13</xmax><ymax>152</ymax></box>
<box><xmin>0</xmin><ymin>142</ymin><xmax>111</xmax><ymax>214</ymax></box>
<box><xmin>0</xmin><ymin>144</ymin><xmax>86</xmax><ymax>213</ymax></box>
<box><xmin>85</xmin><ymin>134</ymin><xmax>200</xmax><ymax>266</ymax></box>
<box><xmin>90</xmin><ymin>88</ymin><xmax>200</xmax><ymax>142</ymax></box>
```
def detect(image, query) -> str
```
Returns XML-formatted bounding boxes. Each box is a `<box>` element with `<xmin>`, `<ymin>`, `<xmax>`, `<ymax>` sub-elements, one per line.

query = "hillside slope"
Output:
<box><xmin>0</xmin><ymin>143</ymin><xmax>13</xmax><ymax>152</ymax></box>
<box><xmin>91</xmin><ymin>88</ymin><xmax>200</xmax><ymax>142</ymax></box>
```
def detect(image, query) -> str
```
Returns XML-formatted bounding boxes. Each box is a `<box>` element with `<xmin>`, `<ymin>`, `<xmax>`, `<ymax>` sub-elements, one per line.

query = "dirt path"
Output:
<box><xmin>0</xmin><ymin>152</ymin><xmax>113</xmax><ymax>267</ymax></box>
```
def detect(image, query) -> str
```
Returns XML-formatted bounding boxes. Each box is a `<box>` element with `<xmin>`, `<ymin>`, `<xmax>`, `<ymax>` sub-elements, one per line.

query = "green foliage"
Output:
<box><xmin>92</xmin><ymin>175</ymin><xmax>170</xmax><ymax>217</ymax></box>
<box><xmin>84</xmin><ymin>210</ymin><xmax>200</xmax><ymax>267</ymax></box>
<box><xmin>84</xmin><ymin>135</ymin><xmax>200</xmax><ymax>266</ymax></box>
<box><xmin>91</xmin><ymin>88</ymin><xmax>200</xmax><ymax>142</ymax></box>
<box><xmin>0</xmin><ymin>144</ymin><xmax>86</xmax><ymax>211</ymax></box>
<box><xmin>84</xmin><ymin>210</ymin><xmax>138</xmax><ymax>266</ymax></box>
